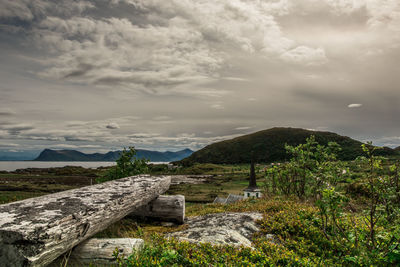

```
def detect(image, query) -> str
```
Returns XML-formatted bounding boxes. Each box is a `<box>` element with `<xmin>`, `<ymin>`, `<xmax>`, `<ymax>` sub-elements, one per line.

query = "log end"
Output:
<box><xmin>0</xmin><ymin>230</ymin><xmax>46</xmax><ymax>267</ymax></box>
<box><xmin>129</xmin><ymin>195</ymin><xmax>185</xmax><ymax>224</ymax></box>
<box><xmin>66</xmin><ymin>238</ymin><xmax>144</xmax><ymax>266</ymax></box>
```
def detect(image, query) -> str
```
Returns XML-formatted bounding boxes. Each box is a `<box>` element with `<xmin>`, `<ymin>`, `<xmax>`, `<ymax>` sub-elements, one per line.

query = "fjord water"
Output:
<box><xmin>0</xmin><ymin>161</ymin><xmax>169</xmax><ymax>171</ymax></box>
<box><xmin>0</xmin><ymin>161</ymin><xmax>117</xmax><ymax>172</ymax></box>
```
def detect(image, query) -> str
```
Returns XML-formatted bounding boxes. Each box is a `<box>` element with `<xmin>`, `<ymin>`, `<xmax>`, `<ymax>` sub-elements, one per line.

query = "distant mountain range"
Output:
<box><xmin>0</xmin><ymin>151</ymin><xmax>40</xmax><ymax>161</ymax></box>
<box><xmin>34</xmin><ymin>148</ymin><xmax>193</xmax><ymax>162</ymax></box>
<box><xmin>178</xmin><ymin>127</ymin><xmax>398</xmax><ymax>165</ymax></box>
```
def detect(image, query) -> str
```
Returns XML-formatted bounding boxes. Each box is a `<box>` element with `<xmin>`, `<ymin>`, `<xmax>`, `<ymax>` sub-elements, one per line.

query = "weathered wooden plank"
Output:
<box><xmin>66</xmin><ymin>238</ymin><xmax>144</xmax><ymax>266</ymax></box>
<box><xmin>0</xmin><ymin>175</ymin><xmax>171</xmax><ymax>267</ymax></box>
<box><xmin>129</xmin><ymin>195</ymin><xmax>185</xmax><ymax>224</ymax></box>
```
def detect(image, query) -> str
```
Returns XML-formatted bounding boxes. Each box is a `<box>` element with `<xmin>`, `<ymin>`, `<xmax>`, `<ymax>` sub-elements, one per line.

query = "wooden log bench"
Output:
<box><xmin>130</xmin><ymin>195</ymin><xmax>185</xmax><ymax>224</ymax></box>
<box><xmin>0</xmin><ymin>175</ymin><xmax>171</xmax><ymax>267</ymax></box>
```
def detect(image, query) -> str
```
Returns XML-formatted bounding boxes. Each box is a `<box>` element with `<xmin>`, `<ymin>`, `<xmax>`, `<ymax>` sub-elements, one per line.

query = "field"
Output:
<box><xmin>2</xmin><ymin>148</ymin><xmax>400</xmax><ymax>266</ymax></box>
<box><xmin>0</xmin><ymin>166</ymin><xmax>103</xmax><ymax>204</ymax></box>
<box><xmin>0</xmin><ymin>163</ymin><xmax>266</xmax><ymax>204</ymax></box>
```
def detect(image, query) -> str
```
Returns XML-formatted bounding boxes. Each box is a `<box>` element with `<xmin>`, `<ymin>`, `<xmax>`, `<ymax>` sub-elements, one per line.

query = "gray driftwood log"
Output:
<box><xmin>129</xmin><ymin>195</ymin><xmax>185</xmax><ymax>224</ymax></box>
<box><xmin>0</xmin><ymin>175</ymin><xmax>171</xmax><ymax>267</ymax></box>
<box><xmin>67</xmin><ymin>238</ymin><xmax>144</xmax><ymax>266</ymax></box>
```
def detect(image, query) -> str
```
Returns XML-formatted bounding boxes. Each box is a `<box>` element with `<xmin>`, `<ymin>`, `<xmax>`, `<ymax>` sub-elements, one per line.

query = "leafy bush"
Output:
<box><xmin>97</xmin><ymin>147</ymin><xmax>148</xmax><ymax>183</ymax></box>
<box><xmin>265</xmin><ymin>135</ymin><xmax>348</xmax><ymax>199</ymax></box>
<box><xmin>264</xmin><ymin>139</ymin><xmax>400</xmax><ymax>265</ymax></box>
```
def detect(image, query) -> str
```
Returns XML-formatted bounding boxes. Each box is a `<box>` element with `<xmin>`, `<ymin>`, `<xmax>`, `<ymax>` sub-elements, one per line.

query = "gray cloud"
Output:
<box><xmin>0</xmin><ymin>142</ymin><xmax>19</xmax><ymax>147</ymax></box>
<box><xmin>0</xmin><ymin>0</ymin><xmax>94</xmax><ymax>21</ymax></box>
<box><xmin>0</xmin><ymin>123</ymin><xmax>35</xmax><ymax>135</ymax></box>
<box><xmin>0</xmin><ymin>0</ymin><xmax>399</xmax><ymax>153</ymax></box>
<box><xmin>1</xmin><ymin>0</ymin><xmax>335</xmax><ymax>96</ymax></box>
<box><xmin>0</xmin><ymin>108</ymin><xmax>15</xmax><ymax>116</ymax></box>
<box><xmin>106</xmin><ymin>122</ymin><xmax>120</xmax><ymax>129</ymax></box>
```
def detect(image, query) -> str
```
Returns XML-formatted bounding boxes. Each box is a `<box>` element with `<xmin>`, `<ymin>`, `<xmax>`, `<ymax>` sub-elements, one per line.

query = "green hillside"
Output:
<box><xmin>179</xmin><ymin>127</ymin><xmax>396</xmax><ymax>165</ymax></box>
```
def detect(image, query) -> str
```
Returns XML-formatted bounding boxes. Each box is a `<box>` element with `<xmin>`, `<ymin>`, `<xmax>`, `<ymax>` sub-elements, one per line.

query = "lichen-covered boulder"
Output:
<box><xmin>168</xmin><ymin>212</ymin><xmax>262</xmax><ymax>247</ymax></box>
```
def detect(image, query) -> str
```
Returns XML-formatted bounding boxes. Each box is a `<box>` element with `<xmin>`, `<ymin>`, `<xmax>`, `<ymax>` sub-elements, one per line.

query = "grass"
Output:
<box><xmin>0</xmin><ymin>167</ymin><xmax>103</xmax><ymax>204</ymax></box>
<box><xmin>0</xmin><ymin>191</ymin><xmax>47</xmax><ymax>204</ymax></box>
<box><xmin>111</xmin><ymin>197</ymin><xmax>368</xmax><ymax>266</ymax></box>
<box><xmin>0</xmin><ymin>163</ymin><xmax>262</xmax><ymax>204</ymax></box>
<box><xmin>168</xmin><ymin>167</ymin><xmax>266</xmax><ymax>202</ymax></box>
<box><xmin>95</xmin><ymin>196</ymin><xmax>302</xmax><ymax>241</ymax></box>
<box><xmin>0</xmin><ymin>162</ymin><xmax>269</xmax><ymax>203</ymax></box>
<box><xmin>2</xmin><ymin>161</ymin><xmax>400</xmax><ymax>266</ymax></box>
<box><xmin>109</xmin><ymin>196</ymin><xmax>400</xmax><ymax>266</ymax></box>
<box><xmin>94</xmin><ymin>217</ymin><xmax>189</xmax><ymax>242</ymax></box>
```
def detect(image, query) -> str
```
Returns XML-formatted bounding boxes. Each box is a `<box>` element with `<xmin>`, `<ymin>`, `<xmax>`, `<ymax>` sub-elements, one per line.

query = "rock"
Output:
<box><xmin>170</xmin><ymin>175</ymin><xmax>208</xmax><ymax>185</ymax></box>
<box><xmin>213</xmin><ymin>197</ymin><xmax>226</xmax><ymax>204</ymax></box>
<box><xmin>213</xmin><ymin>194</ymin><xmax>244</xmax><ymax>204</ymax></box>
<box><xmin>168</xmin><ymin>212</ymin><xmax>262</xmax><ymax>247</ymax></box>
<box><xmin>161</xmin><ymin>222</ymin><xmax>176</xmax><ymax>227</ymax></box>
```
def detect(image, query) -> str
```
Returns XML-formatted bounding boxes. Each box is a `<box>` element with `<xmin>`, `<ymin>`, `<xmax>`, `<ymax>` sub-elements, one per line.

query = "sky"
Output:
<box><xmin>0</xmin><ymin>0</ymin><xmax>399</xmax><ymax>156</ymax></box>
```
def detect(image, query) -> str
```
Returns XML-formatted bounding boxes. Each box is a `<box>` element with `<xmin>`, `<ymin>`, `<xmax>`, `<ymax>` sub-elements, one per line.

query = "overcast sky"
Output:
<box><xmin>0</xmin><ymin>0</ymin><xmax>399</xmax><ymax>154</ymax></box>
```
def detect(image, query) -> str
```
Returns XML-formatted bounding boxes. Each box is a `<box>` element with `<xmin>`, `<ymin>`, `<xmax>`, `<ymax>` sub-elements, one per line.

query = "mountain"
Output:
<box><xmin>0</xmin><ymin>151</ymin><xmax>40</xmax><ymax>161</ymax></box>
<box><xmin>35</xmin><ymin>148</ymin><xmax>193</xmax><ymax>162</ymax></box>
<box><xmin>178</xmin><ymin>127</ymin><xmax>397</xmax><ymax>165</ymax></box>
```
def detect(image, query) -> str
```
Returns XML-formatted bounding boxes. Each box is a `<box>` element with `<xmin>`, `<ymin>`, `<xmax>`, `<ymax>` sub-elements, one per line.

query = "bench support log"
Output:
<box><xmin>65</xmin><ymin>238</ymin><xmax>144</xmax><ymax>266</ymax></box>
<box><xmin>129</xmin><ymin>195</ymin><xmax>185</xmax><ymax>224</ymax></box>
<box><xmin>0</xmin><ymin>175</ymin><xmax>171</xmax><ymax>267</ymax></box>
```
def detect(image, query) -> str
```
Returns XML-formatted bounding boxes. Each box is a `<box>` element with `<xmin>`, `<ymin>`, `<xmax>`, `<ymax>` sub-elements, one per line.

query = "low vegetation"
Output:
<box><xmin>111</xmin><ymin>136</ymin><xmax>400</xmax><ymax>266</ymax></box>
<box><xmin>113</xmin><ymin>197</ymin><xmax>399</xmax><ymax>266</ymax></box>
<box><xmin>2</xmin><ymin>137</ymin><xmax>400</xmax><ymax>266</ymax></box>
<box><xmin>0</xmin><ymin>166</ymin><xmax>104</xmax><ymax>204</ymax></box>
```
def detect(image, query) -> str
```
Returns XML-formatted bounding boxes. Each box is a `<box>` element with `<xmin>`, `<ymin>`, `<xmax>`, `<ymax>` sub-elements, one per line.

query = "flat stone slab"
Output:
<box><xmin>168</xmin><ymin>212</ymin><xmax>262</xmax><ymax>247</ymax></box>
<box><xmin>170</xmin><ymin>175</ymin><xmax>209</xmax><ymax>185</ymax></box>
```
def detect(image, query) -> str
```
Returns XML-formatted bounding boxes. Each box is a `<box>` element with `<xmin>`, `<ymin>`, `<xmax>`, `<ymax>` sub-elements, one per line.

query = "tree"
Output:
<box><xmin>265</xmin><ymin>135</ymin><xmax>347</xmax><ymax>199</ymax></box>
<box><xmin>97</xmin><ymin>147</ymin><xmax>149</xmax><ymax>183</ymax></box>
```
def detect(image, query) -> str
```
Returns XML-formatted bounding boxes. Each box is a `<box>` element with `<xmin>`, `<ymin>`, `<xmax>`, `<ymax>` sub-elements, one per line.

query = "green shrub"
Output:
<box><xmin>265</xmin><ymin>135</ymin><xmax>348</xmax><ymax>199</ymax></box>
<box><xmin>114</xmin><ymin>233</ymin><xmax>319</xmax><ymax>266</ymax></box>
<box><xmin>115</xmin><ymin>198</ymin><xmax>399</xmax><ymax>266</ymax></box>
<box><xmin>97</xmin><ymin>147</ymin><xmax>148</xmax><ymax>183</ymax></box>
